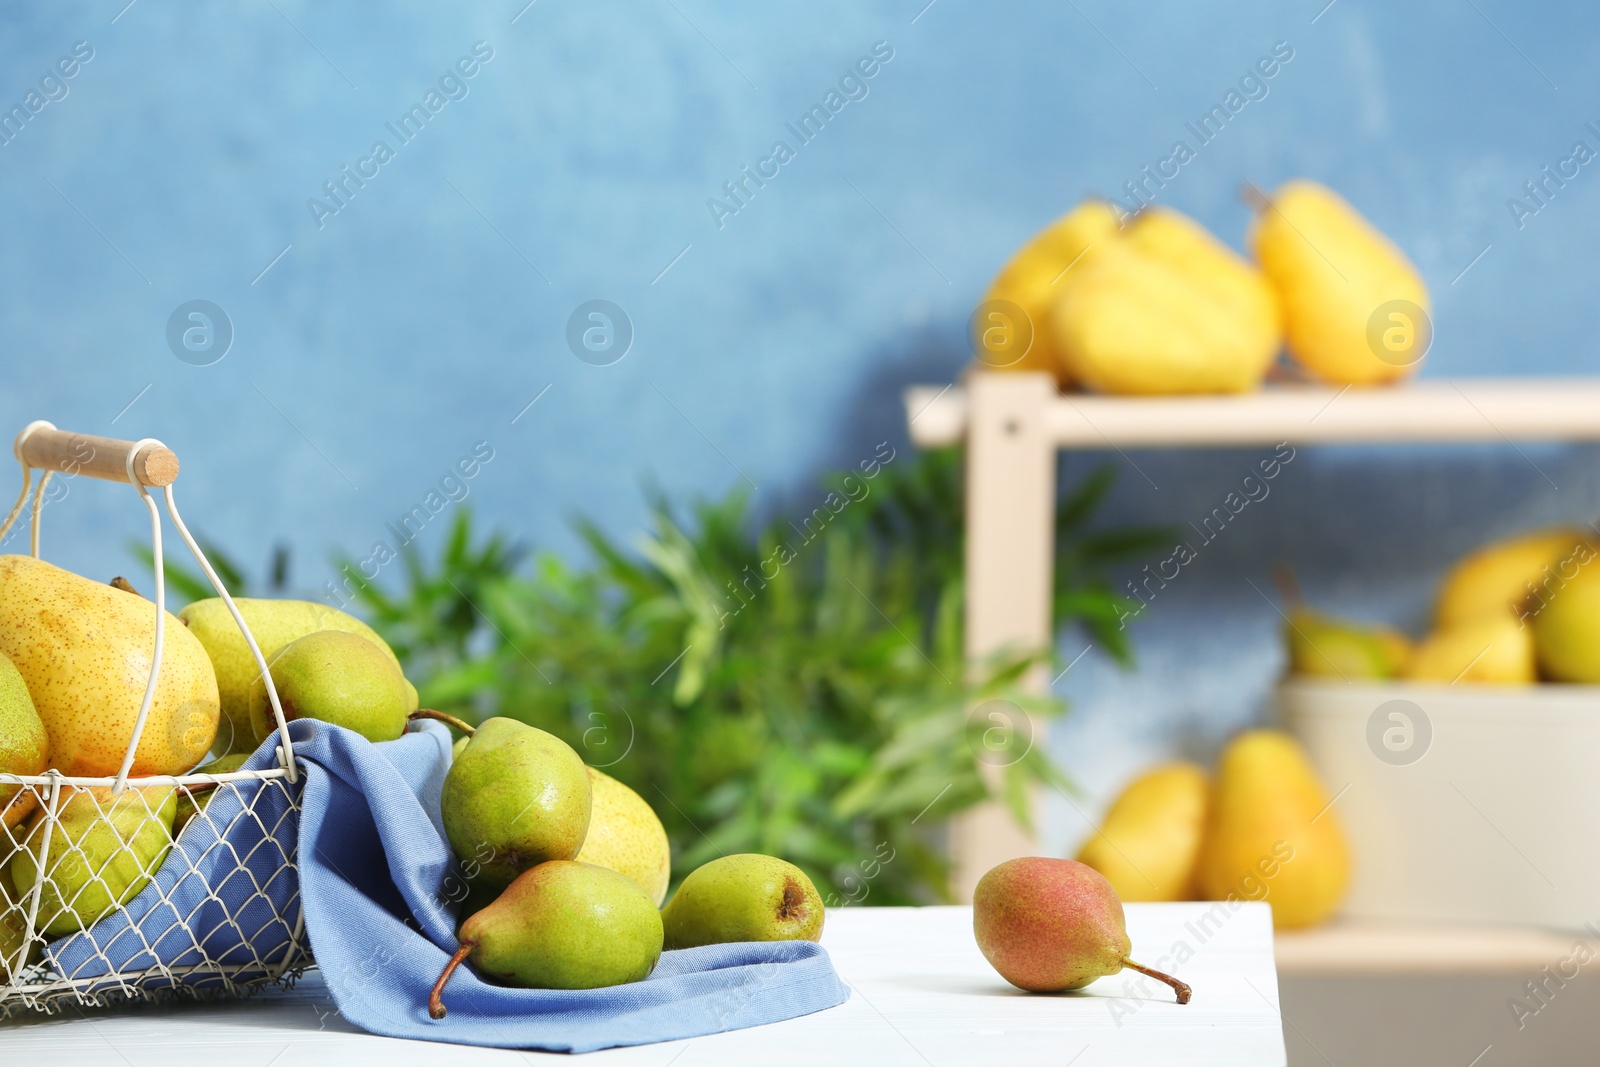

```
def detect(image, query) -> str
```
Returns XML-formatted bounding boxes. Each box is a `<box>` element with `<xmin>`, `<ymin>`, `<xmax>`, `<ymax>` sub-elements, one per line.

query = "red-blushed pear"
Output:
<box><xmin>972</xmin><ymin>857</ymin><xmax>1190</xmax><ymax>1003</ymax></box>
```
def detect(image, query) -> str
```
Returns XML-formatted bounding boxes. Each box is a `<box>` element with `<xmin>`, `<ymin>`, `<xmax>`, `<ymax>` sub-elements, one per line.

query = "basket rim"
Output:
<box><xmin>0</xmin><ymin>767</ymin><xmax>295</xmax><ymax>788</ymax></box>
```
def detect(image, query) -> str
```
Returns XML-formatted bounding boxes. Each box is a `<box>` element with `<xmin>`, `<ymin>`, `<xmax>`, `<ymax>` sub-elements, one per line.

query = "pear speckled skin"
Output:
<box><xmin>461</xmin><ymin>861</ymin><xmax>662</xmax><ymax>990</ymax></box>
<box><xmin>973</xmin><ymin>857</ymin><xmax>1130</xmax><ymax>992</ymax></box>
<box><xmin>661</xmin><ymin>854</ymin><xmax>824</xmax><ymax>949</ymax></box>
<box><xmin>0</xmin><ymin>649</ymin><xmax>49</xmax><ymax>828</ymax></box>
<box><xmin>0</xmin><ymin>556</ymin><xmax>218</xmax><ymax>777</ymax></box>
<box><xmin>574</xmin><ymin>767</ymin><xmax>671</xmax><ymax>906</ymax></box>
<box><xmin>442</xmin><ymin>718</ymin><xmax>591</xmax><ymax>892</ymax></box>
<box><xmin>180</xmin><ymin>597</ymin><xmax>400</xmax><ymax>753</ymax></box>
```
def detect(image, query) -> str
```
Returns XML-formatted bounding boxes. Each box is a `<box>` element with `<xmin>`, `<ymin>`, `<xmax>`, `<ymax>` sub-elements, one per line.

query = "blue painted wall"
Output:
<box><xmin>2</xmin><ymin>1</ymin><xmax>1596</xmax><ymax>853</ymax></box>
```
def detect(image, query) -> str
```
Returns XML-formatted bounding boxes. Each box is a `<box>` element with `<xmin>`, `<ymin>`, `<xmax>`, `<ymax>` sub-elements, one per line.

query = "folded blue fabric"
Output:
<box><xmin>47</xmin><ymin>719</ymin><xmax>849</xmax><ymax>1051</ymax></box>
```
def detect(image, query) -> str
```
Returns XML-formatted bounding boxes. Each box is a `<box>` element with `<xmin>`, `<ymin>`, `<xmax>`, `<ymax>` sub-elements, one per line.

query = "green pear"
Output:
<box><xmin>973</xmin><ymin>857</ymin><xmax>1190</xmax><ymax>1002</ymax></box>
<box><xmin>173</xmin><ymin>753</ymin><xmax>251</xmax><ymax>836</ymax></box>
<box><xmin>1284</xmin><ymin>607</ymin><xmax>1410</xmax><ymax>679</ymax></box>
<box><xmin>0</xmin><ymin>876</ymin><xmax>34</xmax><ymax>981</ymax></box>
<box><xmin>0</xmin><ymin>555</ymin><xmax>218</xmax><ymax>777</ymax></box>
<box><xmin>249</xmin><ymin>631</ymin><xmax>416</xmax><ymax>744</ymax></box>
<box><xmin>0</xmin><ymin>649</ymin><xmax>49</xmax><ymax>830</ymax></box>
<box><xmin>429</xmin><ymin>860</ymin><xmax>661</xmax><ymax>1016</ymax></box>
<box><xmin>441</xmin><ymin>718</ymin><xmax>591</xmax><ymax>893</ymax></box>
<box><xmin>9</xmin><ymin>785</ymin><xmax>177</xmax><ymax>936</ymax></box>
<box><xmin>180</xmin><ymin>597</ymin><xmax>400</xmax><ymax>753</ymax></box>
<box><xmin>661</xmin><ymin>854</ymin><xmax>825</xmax><ymax>949</ymax></box>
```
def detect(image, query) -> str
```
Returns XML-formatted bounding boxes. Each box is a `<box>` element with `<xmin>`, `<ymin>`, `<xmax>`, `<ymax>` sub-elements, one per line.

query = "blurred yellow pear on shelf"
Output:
<box><xmin>1403</xmin><ymin>614</ymin><xmax>1535</xmax><ymax>685</ymax></box>
<box><xmin>1199</xmin><ymin>730</ymin><xmax>1349</xmax><ymax>929</ymax></box>
<box><xmin>0</xmin><ymin>556</ymin><xmax>218</xmax><ymax>778</ymax></box>
<box><xmin>1248</xmin><ymin>179</ymin><xmax>1430</xmax><ymax>385</ymax></box>
<box><xmin>1532</xmin><ymin>561</ymin><xmax>1600</xmax><ymax>683</ymax></box>
<box><xmin>1053</xmin><ymin>206</ymin><xmax>1280</xmax><ymax>395</ymax></box>
<box><xmin>1433</xmin><ymin>528</ymin><xmax>1588</xmax><ymax>629</ymax></box>
<box><xmin>976</xmin><ymin>199</ymin><xmax>1119</xmax><ymax>383</ymax></box>
<box><xmin>1076</xmin><ymin>762</ymin><xmax>1209</xmax><ymax>902</ymax></box>
<box><xmin>574</xmin><ymin>767</ymin><xmax>671</xmax><ymax>906</ymax></box>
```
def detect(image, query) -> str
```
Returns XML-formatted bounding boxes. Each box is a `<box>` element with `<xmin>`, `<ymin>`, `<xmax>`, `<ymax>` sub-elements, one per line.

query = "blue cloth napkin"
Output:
<box><xmin>48</xmin><ymin>719</ymin><xmax>850</xmax><ymax>1051</ymax></box>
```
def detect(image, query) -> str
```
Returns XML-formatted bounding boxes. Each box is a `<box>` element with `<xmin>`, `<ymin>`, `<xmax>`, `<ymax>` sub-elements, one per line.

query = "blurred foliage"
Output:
<box><xmin>151</xmin><ymin>447</ymin><xmax>1168</xmax><ymax>906</ymax></box>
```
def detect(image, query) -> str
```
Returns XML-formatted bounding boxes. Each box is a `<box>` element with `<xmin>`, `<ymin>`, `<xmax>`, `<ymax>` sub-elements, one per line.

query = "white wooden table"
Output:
<box><xmin>1</xmin><ymin>903</ymin><xmax>1285</xmax><ymax>1065</ymax></box>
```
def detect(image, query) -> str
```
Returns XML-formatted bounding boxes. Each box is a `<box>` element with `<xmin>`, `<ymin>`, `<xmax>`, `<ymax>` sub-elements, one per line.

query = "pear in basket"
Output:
<box><xmin>8</xmin><ymin>785</ymin><xmax>177</xmax><ymax>935</ymax></box>
<box><xmin>180</xmin><ymin>597</ymin><xmax>403</xmax><ymax>753</ymax></box>
<box><xmin>0</xmin><ymin>878</ymin><xmax>32</xmax><ymax>979</ymax></box>
<box><xmin>246</xmin><ymin>631</ymin><xmax>417</xmax><ymax>744</ymax></box>
<box><xmin>0</xmin><ymin>556</ymin><xmax>218</xmax><ymax>777</ymax></box>
<box><xmin>0</xmin><ymin>649</ymin><xmax>49</xmax><ymax>828</ymax></box>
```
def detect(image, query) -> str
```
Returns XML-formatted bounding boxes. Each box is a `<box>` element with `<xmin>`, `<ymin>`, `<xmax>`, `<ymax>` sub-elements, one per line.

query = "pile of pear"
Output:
<box><xmin>1284</xmin><ymin>526</ymin><xmax>1600</xmax><ymax>686</ymax></box>
<box><xmin>978</xmin><ymin>180</ymin><xmax>1429</xmax><ymax>394</ymax></box>
<box><xmin>426</xmin><ymin>712</ymin><xmax>825</xmax><ymax>1018</ymax></box>
<box><xmin>0</xmin><ymin>553</ymin><xmax>438</xmax><ymax>969</ymax></box>
<box><xmin>1076</xmin><ymin>730</ymin><xmax>1350</xmax><ymax>930</ymax></box>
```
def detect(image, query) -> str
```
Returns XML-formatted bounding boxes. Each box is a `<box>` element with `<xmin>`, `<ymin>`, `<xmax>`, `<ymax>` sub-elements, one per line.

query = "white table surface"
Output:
<box><xmin>1</xmin><ymin>903</ymin><xmax>1286</xmax><ymax>1066</ymax></box>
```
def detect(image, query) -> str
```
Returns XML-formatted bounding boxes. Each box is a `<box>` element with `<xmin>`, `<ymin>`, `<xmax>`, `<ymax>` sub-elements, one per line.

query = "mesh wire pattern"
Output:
<box><xmin>0</xmin><ymin>768</ymin><xmax>311</xmax><ymax>1016</ymax></box>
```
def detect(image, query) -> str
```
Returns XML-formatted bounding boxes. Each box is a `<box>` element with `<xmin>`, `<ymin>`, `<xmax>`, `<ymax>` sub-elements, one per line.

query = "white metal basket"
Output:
<box><xmin>0</xmin><ymin>423</ymin><xmax>311</xmax><ymax>1015</ymax></box>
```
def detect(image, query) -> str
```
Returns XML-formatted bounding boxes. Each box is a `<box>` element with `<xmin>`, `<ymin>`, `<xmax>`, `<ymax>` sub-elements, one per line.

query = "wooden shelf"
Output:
<box><xmin>907</xmin><ymin>377</ymin><xmax>1600</xmax><ymax>450</ymax></box>
<box><xmin>1275</xmin><ymin>920</ymin><xmax>1586</xmax><ymax>976</ymax></box>
<box><xmin>912</xmin><ymin>373</ymin><xmax>1600</xmax><ymax>902</ymax></box>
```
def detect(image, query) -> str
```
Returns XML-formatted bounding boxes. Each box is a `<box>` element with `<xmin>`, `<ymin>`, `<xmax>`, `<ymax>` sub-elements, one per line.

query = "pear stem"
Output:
<box><xmin>429</xmin><ymin>940</ymin><xmax>476</xmax><ymax>1020</ymax></box>
<box><xmin>1270</xmin><ymin>563</ymin><xmax>1306</xmax><ymax>610</ymax></box>
<box><xmin>1239</xmin><ymin>181</ymin><xmax>1273</xmax><ymax>213</ymax></box>
<box><xmin>409</xmin><ymin>709</ymin><xmax>476</xmax><ymax>738</ymax></box>
<box><xmin>1121</xmin><ymin>957</ymin><xmax>1191</xmax><ymax>1005</ymax></box>
<box><xmin>110</xmin><ymin>576</ymin><xmax>145</xmax><ymax>599</ymax></box>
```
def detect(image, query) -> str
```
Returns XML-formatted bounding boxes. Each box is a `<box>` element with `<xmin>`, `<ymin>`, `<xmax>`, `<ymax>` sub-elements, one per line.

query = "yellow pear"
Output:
<box><xmin>1532</xmin><ymin>560</ymin><xmax>1600</xmax><ymax>682</ymax></box>
<box><xmin>574</xmin><ymin>767</ymin><xmax>671</xmax><ymax>906</ymax></box>
<box><xmin>0</xmin><ymin>556</ymin><xmax>218</xmax><ymax>777</ymax></box>
<box><xmin>1053</xmin><ymin>207</ymin><xmax>1281</xmax><ymax>394</ymax></box>
<box><xmin>1403</xmin><ymin>614</ymin><xmax>1535</xmax><ymax>685</ymax></box>
<box><xmin>179</xmin><ymin>597</ymin><xmax>400</xmax><ymax>753</ymax></box>
<box><xmin>1076</xmin><ymin>762</ymin><xmax>1208</xmax><ymax>902</ymax></box>
<box><xmin>1434</xmin><ymin>528</ymin><xmax>1588</xmax><ymax>629</ymax></box>
<box><xmin>1199</xmin><ymin>730</ymin><xmax>1349</xmax><ymax>929</ymax></box>
<box><xmin>0</xmin><ymin>649</ymin><xmax>48</xmax><ymax>829</ymax></box>
<box><xmin>976</xmin><ymin>199</ymin><xmax>1120</xmax><ymax>383</ymax></box>
<box><xmin>1249</xmin><ymin>180</ymin><xmax>1430</xmax><ymax>385</ymax></box>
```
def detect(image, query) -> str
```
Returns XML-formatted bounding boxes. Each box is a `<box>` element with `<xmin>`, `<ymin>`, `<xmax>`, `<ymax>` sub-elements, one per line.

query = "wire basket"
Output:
<box><xmin>0</xmin><ymin>423</ymin><xmax>311</xmax><ymax>1015</ymax></box>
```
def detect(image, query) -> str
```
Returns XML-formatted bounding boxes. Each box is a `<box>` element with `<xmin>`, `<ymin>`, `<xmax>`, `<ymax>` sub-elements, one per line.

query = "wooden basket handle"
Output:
<box><xmin>13</xmin><ymin>423</ymin><xmax>179</xmax><ymax>487</ymax></box>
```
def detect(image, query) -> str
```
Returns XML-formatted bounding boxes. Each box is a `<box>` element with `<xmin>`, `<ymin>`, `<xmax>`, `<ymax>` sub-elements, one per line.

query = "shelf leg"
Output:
<box><xmin>952</xmin><ymin>372</ymin><xmax>1057</xmax><ymax>901</ymax></box>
